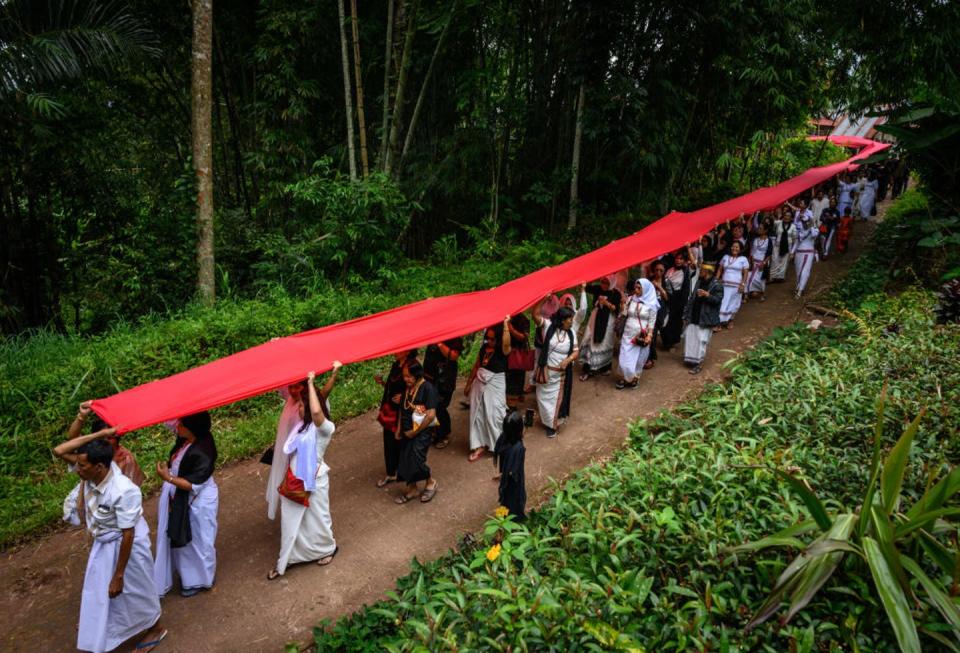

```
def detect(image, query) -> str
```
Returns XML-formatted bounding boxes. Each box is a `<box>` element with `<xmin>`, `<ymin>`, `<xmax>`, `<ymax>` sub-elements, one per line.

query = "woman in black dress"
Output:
<box><xmin>375</xmin><ymin>350</ymin><xmax>418</xmax><ymax>488</ymax></box>
<box><xmin>394</xmin><ymin>362</ymin><xmax>439</xmax><ymax>504</ymax></box>
<box><xmin>493</xmin><ymin>410</ymin><xmax>526</xmax><ymax>520</ymax></box>
<box><xmin>660</xmin><ymin>250</ymin><xmax>695</xmax><ymax>350</ymax></box>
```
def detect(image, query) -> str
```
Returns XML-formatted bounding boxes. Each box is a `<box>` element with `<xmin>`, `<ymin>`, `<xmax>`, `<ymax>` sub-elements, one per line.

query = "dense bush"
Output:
<box><xmin>311</xmin><ymin>289</ymin><xmax>959</xmax><ymax>651</ymax></box>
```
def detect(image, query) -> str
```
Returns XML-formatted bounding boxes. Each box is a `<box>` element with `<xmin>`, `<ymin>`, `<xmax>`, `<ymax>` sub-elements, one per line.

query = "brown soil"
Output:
<box><xmin>0</xmin><ymin>204</ymin><xmax>885</xmax><ymax>652</ymax></box>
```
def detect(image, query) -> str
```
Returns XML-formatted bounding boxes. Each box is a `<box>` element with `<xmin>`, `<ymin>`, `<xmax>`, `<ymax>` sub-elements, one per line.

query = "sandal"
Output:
<box><xmin>467</xmin><ymin>449</ymin><xmax>485</xmax><ymax>463</ymax></box>
<box><xmin>643</xmin><ymin>359</ymin><xmax>655</xmax><ymax>370</ymax></box>
<box><xmin>266</xmin><ymin>569</ymin><xmax>281</xmax><ymax>581</ymax></box>
<box><xmin>420</xmin><ymin>483</ymin><xmax>438</xmax><ymax>503</ymax></box>
<box><xmin>579</xmin><ymin>372</ymin><xmax>590</xmax><ymax>382</ymax></box>
<box><xmin>136</xmin><ymin>629</ymin><xmax>168</xmax><ymax>651</ymax></box>
<box><xmin>376</xmin><ymin>476</ymin><xmax>397</xmax><ymax>488</ymax></box>
<box><xmin>317</xmin><ymin>546</ymin><xmax>339</xmax><ymax>566</ymax></box>
<box><xmin>395</xmin><ymin>492</ymin><xmax>418</xmax><ymax>504</ymax></box>
<box><xmin>434</xmin><ymin>438</ymin><xmax>450</xmax><ymax>449</ymax></box>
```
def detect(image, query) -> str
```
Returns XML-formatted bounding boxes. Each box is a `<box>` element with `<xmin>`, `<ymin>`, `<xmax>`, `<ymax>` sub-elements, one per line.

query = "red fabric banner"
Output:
<box><xmin>92</xmin><ymin>136</ymin><xmax>889</xmax><ymax>433</ymax></box>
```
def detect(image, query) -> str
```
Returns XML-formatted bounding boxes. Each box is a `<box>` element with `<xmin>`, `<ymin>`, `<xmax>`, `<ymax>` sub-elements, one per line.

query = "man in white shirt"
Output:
<box><xmin>809</xmin><ymin>189</ymin><xmax>830</xmax><ymax>228</ymax></box>
<box><xmin>60</xmin><ymin>439</ymin><xmax>166</xmax><ymax>652</ymax></box>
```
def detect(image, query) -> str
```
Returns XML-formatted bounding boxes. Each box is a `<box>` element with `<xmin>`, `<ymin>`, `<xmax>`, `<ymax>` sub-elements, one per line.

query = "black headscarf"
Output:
<box><xmin>538</xmin><ymin>307</ymin><xmax>575</xmax><ymax>369</ymax></box>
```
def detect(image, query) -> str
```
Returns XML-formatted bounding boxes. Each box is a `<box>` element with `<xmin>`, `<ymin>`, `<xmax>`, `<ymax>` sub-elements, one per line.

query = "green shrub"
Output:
<box><xmin>312</xmin><ymin>290</ymin><xmax>960</xmax><ymax>651</ymax></box>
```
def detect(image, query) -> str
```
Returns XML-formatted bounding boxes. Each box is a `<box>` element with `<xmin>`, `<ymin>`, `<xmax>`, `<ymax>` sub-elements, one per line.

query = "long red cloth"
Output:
<box><xmin>92</xmin><ymin>136</ymin><xmax>888</xmax><ymax>432</ymax></box>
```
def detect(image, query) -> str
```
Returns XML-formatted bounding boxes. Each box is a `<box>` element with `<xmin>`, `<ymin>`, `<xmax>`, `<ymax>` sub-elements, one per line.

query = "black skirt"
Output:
<box><xmin>397</xmin><ymin>429</ymin><xmax>433</xmax><ymax>483</ymax></box>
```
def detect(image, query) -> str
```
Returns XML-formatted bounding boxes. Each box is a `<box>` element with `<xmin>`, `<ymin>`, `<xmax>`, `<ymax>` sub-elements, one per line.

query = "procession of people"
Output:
<box><xmin>54</xmin><ymin>161</ymin><xmax>890</xmax><ymax>652</ymax></box>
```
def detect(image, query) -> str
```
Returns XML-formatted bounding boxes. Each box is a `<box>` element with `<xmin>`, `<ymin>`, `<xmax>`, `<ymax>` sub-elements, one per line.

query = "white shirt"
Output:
<box><xmin>63</xmin><ymin>464</ymin><xmax>143</xmax><ymax>539</ymax></box>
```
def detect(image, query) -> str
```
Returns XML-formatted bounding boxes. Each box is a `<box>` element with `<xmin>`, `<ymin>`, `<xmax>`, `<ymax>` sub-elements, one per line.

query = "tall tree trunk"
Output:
<box><xmin>337</xmin><ymin>0</ymin><xmax>358</xmax><ymax>180</ymax></box>
<box><xmin>567</xmin><ymin>82</ymin><xmax>585</xmax><ymax>230</ymax></box>
<box><xmin>192</xmin><ymin>0</ymin><xmax>215</xmax><ymax>306</ymax></box>
<box><xmin>398</xmin><ymin>4</ymin><xmax>454</xmax><ymax>174</ymax></box>
<box><xmin>350</xmin><ymin>0</ymin><xmax>370</xmax><ymax>177</ymax></box>
<box><xmin>384</xmin><ymin>0</ymin><xmax>419</xmax><ymax>176</ymax></box>
<box><xmin>378</xmin><ymin>0</ymin><xmax>395</xmax><ymax>168</ymax></box>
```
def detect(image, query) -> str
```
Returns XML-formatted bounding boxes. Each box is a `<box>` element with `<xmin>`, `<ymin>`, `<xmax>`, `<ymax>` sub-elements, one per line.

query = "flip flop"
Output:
<box><xmin>420</xmin><ymin>483</ymin><xmax>438</xmax><ymax>503</ymax></box>
<box><xmin>395</xmin><ymin>493</ymin><xmax>417</xmax><ymax>504</ymax></box>
<box><xmin>434</xmin><ymin>438</ymin><xmax>450</xmax><ymax>449</ymax></box>
<box><xmin>467</xmin><ymin>449</ymin><xmax>484</xmax><ymax>463</ymax></box>
<box><xmin>317</xmin><ymin>546</ymin><xmax>339</xmax><ymax>566</ymax></box>
<box><xmin>266</xmin><ymin>569</ymin><xmax>281</xmax><ymax>581</ymax></box>
<box><xmin>136</xmin><ymin>629</ymin><xmax>168</xmax><ymax>651</ymax></box>
<box><xmin>376</xmin><ymin>476</ymin><xmax>397</xmax><ymax>488</ymax></box>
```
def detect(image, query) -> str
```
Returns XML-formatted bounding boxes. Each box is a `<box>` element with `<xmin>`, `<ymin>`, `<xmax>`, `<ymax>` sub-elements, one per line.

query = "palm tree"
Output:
<box><xmin>0</xmin><ymin>0</ymin><xmax>157</xmax><ymax>116</ymax></box>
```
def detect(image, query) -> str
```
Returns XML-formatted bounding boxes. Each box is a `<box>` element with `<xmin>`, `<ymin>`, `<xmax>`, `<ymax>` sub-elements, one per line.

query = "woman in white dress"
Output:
<box><xmin>268</xmin><ymin>364</ymin><xmax>341</xmax><ymax>579</ymax></box>
<box><xmin>717</xmin><ymin>241</ymin><xmax>749</xmax><ymax>329</ymax></box>
<box><xmin>533</xmin><ymin>304</ymin><xmax>579</xmax><ymax>438</ymax></box>
<box><xmin>615</xmin><ymin>278</ymin><xmax>658</xmax><ymax>390</ymax></box>
<box><xmin>857</xmin><ymin>172</ymin><xmax>879</xmax><ymax>220</ymax></box>
<box><xmin>746</xmin><ymin>223</ymin><xmax>774</xmax><ymax>300</ymax></box>
<box><xmin>154</xmin><ymin>412</ymin><xmax>219</xmax><ymax>598</ymax></box>
<box><xmin>266</xmin><ymin>364</ymin><xmax>340</xmax><ymax>520</ymax></box>
<box><xmin>579</xmin><ymin>276</ymin><xmax>622</xmax><ymax>380</ymax></box>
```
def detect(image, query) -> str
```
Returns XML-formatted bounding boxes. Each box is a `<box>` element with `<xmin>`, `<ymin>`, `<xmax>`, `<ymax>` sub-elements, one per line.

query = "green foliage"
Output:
<box><xmin>733</xmin><ymin>396</ymin><xmax>960</xmax><ymax>653</ymax></box>
<box><xmin>312</xmin><ymin>290</ymin><xmax>960</xmax><ymax>651</ymax></box>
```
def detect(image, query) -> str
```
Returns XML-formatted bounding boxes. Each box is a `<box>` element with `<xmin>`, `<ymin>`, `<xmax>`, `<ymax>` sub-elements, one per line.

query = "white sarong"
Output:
<box><xmin>746</xmin><ymin>259</ymin><xmax>766</xmax><ymax>294</ymax></box>
<box><xmin>581</xmin><ymin>309</ymin><xmax>617</xmax><ymax>373</ymax></box>
<box><xmin>794</xmin><ymin>249</ymin><xmax>816</xmax><ymax>296</ymax></box>
<box><xmin>535</xmin><ymin>329</ymin><xmax>575</xmax><ymax>429</ymax></box>
<box><xmin>78</xmin><ymin>519</ymin><xmax>161</xmax><ymax>653</ymax></box>
<box><xmin>277</xmin><ymin>463</ymin><xmax>335</xmax><ymax>574</ymax></box>
<box><xmin>469</xmin><ymin>368</ymin><xmax>507</xmax><ymax>450</ymax></box>
<box><xmin>682</xmin><ymin>323</ymin><xmax>713</xmax><ymax>365</ymax></box>
<box><xmin>154</xmin><ymin>447</ymin><xmax>219</xmax><ymax>597</ymax></box>
<box><xmin>618</xmin><ymin>338</ymin><xmax>650</xmax><ymax>382</ymax></box>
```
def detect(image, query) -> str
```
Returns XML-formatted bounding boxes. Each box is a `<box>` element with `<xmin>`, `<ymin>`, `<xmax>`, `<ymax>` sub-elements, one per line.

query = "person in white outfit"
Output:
<box><xmin>266</xmin><ymin>363</ymin><xmax>340</xmax><ymax>521</ymax></box>
<box><xmin>717</xmin><ymin>241</ymin><xmax>750</xmax><ymax>328</ymax></box>
<box><xmin>533</xmin><ymin>303</ymin><xmax>579</xmax><ymax>437</ymax></box>
<box><xmin>794</xmin><ymin>216</ymin><xmax>819</xmax><ymax>298</ymax></box>
<box><xmin>57</xmin><ymin>436</ymin><xmax>166</xmax><ymax>653</ymax></box>
<box><xmin>615</xmin><ymin>278</ymin><xmax>658</xmax><ymax>389</ymax></box>
<box><xmin>268</xmin><ymin>364</ymin><xmax>341</xmax><ymax>579</ymax></box>
<box><xmin>154</xmin><ymin>412</ymin><xmax>218</xmax><ymax>599</ymax></box>
<box><xmin>770</xmin><ymin>212</ymin><xmax>797</xmax><ymax>282</ymax></box>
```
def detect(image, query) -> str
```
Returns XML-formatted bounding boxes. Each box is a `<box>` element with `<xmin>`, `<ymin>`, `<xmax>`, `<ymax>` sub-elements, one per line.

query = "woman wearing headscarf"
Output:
<box><xmin>154</xmin><ymin>411</ymin><xmax>218</xmax><ymax>598</ymax></box>
<box><xmin>644</xmin><ymin>261</ymin><xmax>670</xmax><ymax>368</ymax></box>
<box><xmin>717</xmin><ymin>241</ymin><xmax>749</xmax><ymax>329</ymax></box>
<box><xmin>266</xmin><ymin>364</ymin><xmax>340</xmax><ymax>520</ymax></box>
<box><xmin>375</xmin><ymin>350</ymin><xmax>418</xmax><ymax>488</ymax></box>
<box><xmin>615</xmin><ymin>278</ymin><xmax>658</xmax><ymax>390</ymax></box>
<box><xmin>660</xmin><ymin>250</ymin><xmax>695</xmax><ymax>351</ymax></box>
<box><xmin>267</xmin><ymin>365</ymin><xmax>341</xmax><ymax>580</ymax></box>
<box><xmin>465</xmin><ymin>317</ymin><xmax>512</xmax><ymax>462</ymax></box>
<box><xmin>532</xmin><ymin>300</ymin><xmax>579</xmax><ymax>438</ymax></box>
<box><xmin>579</xmin><ymin>277</ymin><xmax>621</xmax><ymax>381</ymax></box>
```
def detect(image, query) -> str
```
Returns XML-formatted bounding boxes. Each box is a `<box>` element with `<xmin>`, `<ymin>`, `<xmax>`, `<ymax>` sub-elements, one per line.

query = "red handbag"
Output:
<box><xmin>507</xmin><ymin>348</ymin><xmax>536</xmax><ymax>371</ymax></box>
<box><xmin>278</xmin><ymin>467</ymin><xmax>310</xmax><ymax>506</ymax></box>
<box><xmin>376</xmin><ymin>402</ymin><xmax>399</xmax><ymax>430</ymax></box>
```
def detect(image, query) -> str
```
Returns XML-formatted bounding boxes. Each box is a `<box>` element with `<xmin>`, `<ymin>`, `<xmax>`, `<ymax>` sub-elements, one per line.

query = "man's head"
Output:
<box><xmin>699</xmin><ymin>264</ymin><xmax>716</xmax><ymax>282</ymax></box>
<box><xmin>75</xmin><ymin>440</ymin><xmax>113</xmax><ymax>483</ymax></box>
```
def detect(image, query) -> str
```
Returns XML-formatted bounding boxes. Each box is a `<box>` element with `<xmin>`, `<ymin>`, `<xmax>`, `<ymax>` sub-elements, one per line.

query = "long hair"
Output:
<box><xmin>538</xmin><ymin>306</ymin><xmax>574</xmax><ymax>368</ymax></box>
<box><xmin>493</xmin><ymin>410</ymin><xmax>525</xmax><ymax>467</ymax></box>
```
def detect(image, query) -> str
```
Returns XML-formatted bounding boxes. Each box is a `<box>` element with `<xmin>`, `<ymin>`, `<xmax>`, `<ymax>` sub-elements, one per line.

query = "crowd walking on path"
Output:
<box><xmin>53</xmin><ymin>160</ymin><xmax>894</xmax><ymax>652</ymax></box>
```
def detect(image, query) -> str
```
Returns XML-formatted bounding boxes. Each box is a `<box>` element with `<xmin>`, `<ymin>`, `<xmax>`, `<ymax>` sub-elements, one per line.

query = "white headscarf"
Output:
<box><xmin>639</xmin><ymin>278</ymin><xmax>660</xmax><ymax>312</ymax></box>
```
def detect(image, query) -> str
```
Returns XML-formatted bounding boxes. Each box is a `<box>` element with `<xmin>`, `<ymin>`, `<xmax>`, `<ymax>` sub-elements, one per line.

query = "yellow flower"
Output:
<box><xmin>494</xmin><ymin>506</ymin><xmax>510</xmax><ymax>519</ymax></box>
<box><xmin>486</xmin><ymin>543</ymin><xmax>502</xmax><ymax>562</ymax></box>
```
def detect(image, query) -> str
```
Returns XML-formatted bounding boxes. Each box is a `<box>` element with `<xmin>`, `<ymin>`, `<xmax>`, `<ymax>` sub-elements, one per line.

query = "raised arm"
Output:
<box><xmin>319</xmin><ymin>360</ymin><xmax>342</xmax><ymax>400</ymax></box>
<box><xmin>306</xmin><ymin>371</ymin><xmax>327</xmax><ymax>427</ymax></box>
<box><xmin>500</xmin><ymin>316</ymin><xmax>512</xmax><ymax>355</ymax></box>
<box><xmin>54</xmin><ymin>403</ymin><xmax>117</xmax><ymax>464</ymax></box>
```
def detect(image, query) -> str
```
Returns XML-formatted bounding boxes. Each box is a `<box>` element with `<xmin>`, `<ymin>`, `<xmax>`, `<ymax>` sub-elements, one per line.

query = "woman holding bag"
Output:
<box><xmin>268</xmin><ymin>365</ymin><xmax>340</xmax><ymax>579</ymax></box>
<box><xmin>394</xmin><ymin>362</ymin><xmax>440</xmax><ymax>504</ymax></box>
<box><xmin>375</xmin><ymin>350</ymin><xmax>418</xmax><ymax>488</ymax></box>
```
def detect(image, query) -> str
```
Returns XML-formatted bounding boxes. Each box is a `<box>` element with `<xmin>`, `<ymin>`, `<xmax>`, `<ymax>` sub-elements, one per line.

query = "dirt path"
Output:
<box><xmin>0</xmin><ymin>204</ymin><xmax>884</xmax><ymax>652</ymax></box>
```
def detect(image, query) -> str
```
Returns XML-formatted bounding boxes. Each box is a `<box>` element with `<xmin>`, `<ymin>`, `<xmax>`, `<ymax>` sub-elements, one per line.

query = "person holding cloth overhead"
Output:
<box><xmin>465</xmin><ymin>316</ymin><xmax>512</xmax><ymax>462</ymax></box>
